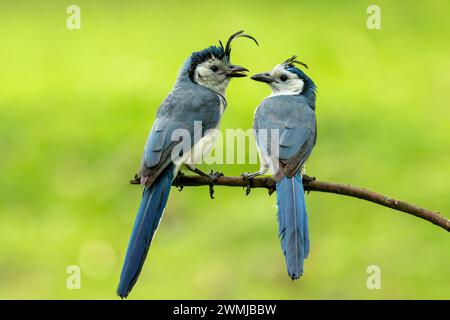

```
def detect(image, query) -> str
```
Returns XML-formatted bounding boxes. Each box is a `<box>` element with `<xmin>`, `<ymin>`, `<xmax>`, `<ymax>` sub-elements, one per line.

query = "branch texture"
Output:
<box><xmin>130</xmin><ymin>174</ymin><xmax>450</xmax><ymax>232</ymax></box>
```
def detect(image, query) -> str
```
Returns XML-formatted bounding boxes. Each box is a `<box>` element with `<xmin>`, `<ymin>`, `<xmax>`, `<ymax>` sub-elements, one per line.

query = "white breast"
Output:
<box><xmin>175</xmin><ymin>95</ymin><xmax>225</xmax><ymax>169</ymax></box>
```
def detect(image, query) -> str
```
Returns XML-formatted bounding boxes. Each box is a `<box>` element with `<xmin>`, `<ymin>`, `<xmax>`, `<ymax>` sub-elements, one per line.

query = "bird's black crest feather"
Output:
<box><xmin>283</xmin><ymin>55</ymin><xmax>308</xmax><ymax>69</ymax></box>
<box><xmin>188</xmin><ymin>30</ymin><xmax>258</xmax><ymax>82</ymax></box>
<box><xmin>188</xmin><ymin>45</ymin><xmax>225</xmax><ymax>81</ymax></box>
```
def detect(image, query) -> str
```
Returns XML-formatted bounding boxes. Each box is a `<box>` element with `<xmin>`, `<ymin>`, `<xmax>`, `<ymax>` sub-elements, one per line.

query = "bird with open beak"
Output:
<box><xmin>117</xmin><ymin>31</ymin><xmax>258</xmax><ymax>298</ymax></box>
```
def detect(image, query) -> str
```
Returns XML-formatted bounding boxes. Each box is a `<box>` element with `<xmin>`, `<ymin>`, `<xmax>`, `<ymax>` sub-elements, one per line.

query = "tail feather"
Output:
<box><xmin>276</xmin><ymin>173</ymin><xmax>310</xmax><ymax>279</ymax></box>
<box><xmin>302</xmin><ymin>194</ymin><xmax>310</xmax><ymax>259</ymax></box>
<box><xmin>117</xmin><ymin>164</ymin><xmax>174</xmax><ymax>298</ymax></box>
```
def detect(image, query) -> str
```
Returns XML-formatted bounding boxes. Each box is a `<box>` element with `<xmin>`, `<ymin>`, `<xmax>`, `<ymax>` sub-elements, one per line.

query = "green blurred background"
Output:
<box><xmin>0</xmin><ymin>0</ymin><xmax>449</xmax><ymax>299</ymax></box>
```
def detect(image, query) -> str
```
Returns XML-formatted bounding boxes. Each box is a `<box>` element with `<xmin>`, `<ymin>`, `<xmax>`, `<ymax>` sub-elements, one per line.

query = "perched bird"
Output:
<box><xmin>242</xmin><ymin>56</ymin><xmax>317</xmax><ymax>280</ymax></box>
<box><xmin>117</xmin><ymin>31</ymin><xmax>258</xmax><ymax>298</ymax></box>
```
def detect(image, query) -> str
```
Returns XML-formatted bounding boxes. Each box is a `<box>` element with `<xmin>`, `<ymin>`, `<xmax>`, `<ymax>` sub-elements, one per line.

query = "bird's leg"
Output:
<box><xmin>240</xmin><ymin>171</ymin><xmax>263</xmax><ymax>196</ymax></box>
<box><xmin>185</xmin><ymin>164</ymin><xmax>210</xmax><ymax>178</ymax></box>
<box><xmin>241</xmin><ymin>171</ymin><xmax>263</xmax><ymax>180</ymax></box>
<box><xmin>185</xmin><ymin>164</ymin><xmax>223</xmax><ymax>199</ymax></box>
<box><xmin>301</xmin><ymin>165</ymin><xmax>316</xmax><ymax>183</ymax></box>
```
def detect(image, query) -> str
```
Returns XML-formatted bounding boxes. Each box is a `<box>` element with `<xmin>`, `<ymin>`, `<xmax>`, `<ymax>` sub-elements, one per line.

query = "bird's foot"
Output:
<box><xmin>208</xmin><ymin>170</ymin><xmax>223</xmax><ymax>199</ymax></box>
<box><xmin>302</xmin><ymin>174</ymin><xmax>316</xmax><ymax>194</ymax></box>
<box><xmin>174</xmin><ymin>171</ymin><xmax>185</xmax><ymax>191</ymax></box>
<box><xmin>186</xmin><ymin>166</ymin><xmax>209</xmax><ymax>178</ymax></box>
<box><xmin>130</xmin><ymin>173</ymin><xmax>141</xmax><ymax>185</ymax></box>
<box><xmin>240</xmin><ymin>172</ymin><xmax>255</xmax><ymax>196</ymax></box>
<box><xmin>302</xmin><ymin>174</ymin><xmax>316</xmax><ymax>184</ymax></box>
<box><xmin>185</xmin><ymin>165</ymin><xmax>222</xmax><ymax>199</ymax></box>
<box><xmin>240</xmin><ymin>172</ymin><xmax>252</xmax><ymax>180</ymax></box>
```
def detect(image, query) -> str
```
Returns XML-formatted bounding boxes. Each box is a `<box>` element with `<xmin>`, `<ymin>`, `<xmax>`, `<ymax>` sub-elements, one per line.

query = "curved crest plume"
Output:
<box><xmin>283</xmin><ymin>55</ymin><xmax>309</xmax><ymax>69</ymax></box>
<box><xmin>219</xmin><ymin>30</ymin><xmax>258</xmax><ymax>60</ymax></box>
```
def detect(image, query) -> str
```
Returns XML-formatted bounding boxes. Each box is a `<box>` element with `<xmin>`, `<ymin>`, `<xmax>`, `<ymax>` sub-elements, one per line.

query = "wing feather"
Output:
<box><xmin>254</xmin><ymin>95</ymin><xmax>316</xmax><ymax>179</ymax></box>
<box><xmin>140</xmin><ymin>85</ymin><xmax>222</xmax><ymax>185</ymax></box>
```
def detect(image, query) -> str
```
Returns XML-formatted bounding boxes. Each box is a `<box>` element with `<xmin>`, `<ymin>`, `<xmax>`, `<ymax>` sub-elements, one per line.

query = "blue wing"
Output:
<box><xmin>140</xmin><ymin>83</ymin><xmax>223</xmax><ymax>186</ymax></box>
<box><xmin>254</xmin><ymin>94</ymin><xmax>316</xmax><ymax>178</ymax></box>
<box><xmin>118</xmin><ymin>82</ymin><xmax>223</xmax><ymax>298</ymax></box>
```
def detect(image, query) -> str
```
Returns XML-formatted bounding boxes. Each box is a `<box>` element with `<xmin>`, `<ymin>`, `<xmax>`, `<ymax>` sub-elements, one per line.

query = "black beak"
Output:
<box><xmin>251</xmin><ymin>72</ymin><xmax>274</xmax><ymax>83</ymax></box>
<box><xmin>226</xmin><ymin>65</ymin><xmax>249</xmax><ymax>78</ymax></box>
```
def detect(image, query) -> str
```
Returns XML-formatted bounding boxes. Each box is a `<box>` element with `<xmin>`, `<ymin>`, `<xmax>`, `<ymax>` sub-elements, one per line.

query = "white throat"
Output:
<box><xmin>269</xmin><ymin>88</ymin><xmax>302</xmax><ymax>97</ymax></box>
<box><xmin>194</xmin><ymin>74</ymin><xmax>230</xmax><ymax>96</ymax></box>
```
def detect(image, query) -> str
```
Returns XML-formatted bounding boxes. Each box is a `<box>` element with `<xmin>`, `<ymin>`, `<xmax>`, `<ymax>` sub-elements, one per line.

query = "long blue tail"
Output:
<box><xmin>117</xmin><ymin>164</ymin><xmax>174</xmax><ymax>298</ymax></box>
<box><xmin>276</xmin><ymin>173</ymin><xmax>310</xmax><ymax>280</ymax></box>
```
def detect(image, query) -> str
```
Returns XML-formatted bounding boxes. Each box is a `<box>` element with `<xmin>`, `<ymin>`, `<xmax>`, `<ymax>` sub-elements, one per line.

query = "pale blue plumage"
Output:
<box><xmin>140</xmin><ymin>58</ymin><xmax>223</xmax><ymax>183</ymax></box>
<box><xmin>254</xmin><ymin>95</ymin><xmax>316</xmax><ymax>169</ymax></box>
<box><xmin>117</xmin><ymin>31</ymin><xmax>256</xmax><ymax>298</ymax></box>
<box><xmin>276</xmin><ymin>173</ymin><xmax>309</xmax><ymax>279</ymax></box>
<box><xmin>251</xmin><ymin>59</ymin><xmax>317</xmax><ymax>279</ymax></box>
<box><xmin>117</xmin><ymin>57</ymin><xmax>224</xmax><ymax>298</ymax></box>
<box><xmin>254</xmin><ymin>95</ymin><xmax>315</xmax><ymax>280</ymax></box>
<box><xmin>117</xmin><ymin>164</ymin><xmax>174</xmax><ymax>297</ymax></box>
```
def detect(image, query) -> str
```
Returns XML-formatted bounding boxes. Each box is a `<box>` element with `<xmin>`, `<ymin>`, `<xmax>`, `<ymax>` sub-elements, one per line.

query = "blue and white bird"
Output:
<box><xmin>117</xmin><ymin>31</ymin><xmax>258</xmax><ymax>298</ymax></box>
<box><xmin>242</xmin><ymin>56</ymin><xmax>317</xmax><ymax>280</ymax></box>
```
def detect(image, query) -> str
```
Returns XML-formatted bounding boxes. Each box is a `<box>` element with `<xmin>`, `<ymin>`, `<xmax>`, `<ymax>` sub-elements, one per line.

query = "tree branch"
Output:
<box><xmin>130</xmin><ymin>174</ymin><xmax>450</xmax><ymax>232</ymax></box>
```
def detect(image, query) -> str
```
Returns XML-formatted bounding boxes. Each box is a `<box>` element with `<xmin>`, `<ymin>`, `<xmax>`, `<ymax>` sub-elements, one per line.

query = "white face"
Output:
<box><xmin>268</xmin><ymin>64</ymin><xmax>304</xmax><ymax>95</ymax></box>
<box><xmin>194</xmin><ymin>58</ymin><xmax>230</xmax><ymax>95</ymax></box>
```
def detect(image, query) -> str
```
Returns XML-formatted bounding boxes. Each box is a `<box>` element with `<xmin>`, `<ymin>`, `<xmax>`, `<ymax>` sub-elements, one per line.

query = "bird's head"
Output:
<box><xmin>188</xmin><ymin>30</ymin><xmax>258</xmax><ymax>95</ymax></box>
<box><xmin>251</xmin><ymin>56</ymin><xmax>316</xmax><ymax>98</ymax></box>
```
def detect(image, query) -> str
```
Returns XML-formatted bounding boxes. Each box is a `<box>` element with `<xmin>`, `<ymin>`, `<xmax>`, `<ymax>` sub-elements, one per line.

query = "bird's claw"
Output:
<box><xmin>208</xmin><ymin>170</ymin><xmax>223</xmax><ymax>199</ymax></box>
<box><xmin>302</xmin><ymin>174</ymin><xmax>316</xmax><ymax>184</ymax></box>
<box><xmin>240</xmin><ymin>172</ymin><xmax>253</xmax><ymax>196</ymax></box>
<box><xmin>130</xmin><ymin>173</ymin><xmax>141</xmax><ymax>184</ymax></box>
<box><xmin>302</xmin><ymin>175</ymin><xmax>316</xmax><ymax>194</ymax></box>
<box><xmin>209</xmin><ymin>170</ymin><xmax>224</xmax><ymax>181</ymax></box>
<box><xmin>174</xmin><ymin>171</ymin><xmax>185</xmax><ymax>191</ymax></box>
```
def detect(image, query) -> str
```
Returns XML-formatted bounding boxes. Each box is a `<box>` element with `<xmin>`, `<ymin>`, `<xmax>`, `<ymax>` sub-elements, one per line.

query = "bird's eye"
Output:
<box><xmin>211</xmin><ymin>65</ymin><xmax>219</xmax><ymax>72</ymax></box>
<box><xmin>280</xmin><ymin>75</ymin><xmax>288</xmax><ymax>82</ymax></box>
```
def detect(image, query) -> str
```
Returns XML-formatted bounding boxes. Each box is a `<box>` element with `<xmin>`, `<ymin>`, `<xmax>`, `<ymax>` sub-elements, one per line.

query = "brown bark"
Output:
<box><xmin>130</xmin><ymin>174</ymin><xmax>450</xmax><ymax>232</ymax></box>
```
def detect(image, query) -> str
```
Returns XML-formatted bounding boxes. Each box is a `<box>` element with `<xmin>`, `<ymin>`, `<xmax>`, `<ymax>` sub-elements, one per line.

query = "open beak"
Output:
<box><xmin>226</xmin><ymin>65</ymin><xmax>249</xmax><ymax>78</ymax></box>
<box><xmin>251</xmin><ymin>72</ymin><xmax>274</xmax><ymax>83</ymax></box>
